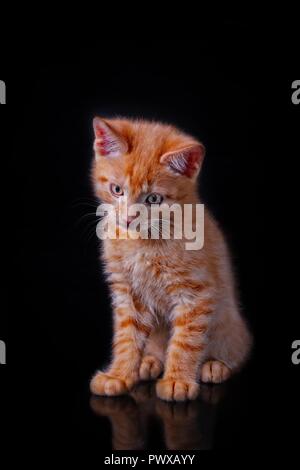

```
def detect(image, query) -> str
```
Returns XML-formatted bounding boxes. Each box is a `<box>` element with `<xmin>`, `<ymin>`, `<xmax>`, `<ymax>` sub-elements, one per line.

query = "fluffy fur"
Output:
<box><xmin>90</xmin><ymin>117</ymin><xmax>252</xmax><ymax>402</ymax></box>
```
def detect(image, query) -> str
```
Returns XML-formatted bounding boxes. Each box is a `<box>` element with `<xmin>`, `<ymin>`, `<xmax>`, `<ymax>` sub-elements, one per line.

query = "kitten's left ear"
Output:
<box><xmin>93</xmin><ymin>117</ymin><xmax>128</xmax><ymax>159</ymax></box>
<box><xmin>160</xmin><ymin>144</ymin><xmax>205</xmax><ymax>179</ymax></box>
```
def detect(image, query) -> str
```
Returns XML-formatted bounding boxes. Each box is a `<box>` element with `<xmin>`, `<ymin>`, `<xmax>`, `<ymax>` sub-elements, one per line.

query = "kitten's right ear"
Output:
<box><xmin>160</xmin><ymin>144</ymin><xmax>205</xmax><ymax>179</ymax></box>
<box><xmin>93</xmin><ymin>117</ymin><xmax>128</xmax><ymax>159</ymax></box>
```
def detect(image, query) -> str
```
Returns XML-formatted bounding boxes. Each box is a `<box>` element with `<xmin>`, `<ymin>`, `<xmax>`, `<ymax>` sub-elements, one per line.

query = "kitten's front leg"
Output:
<box><xmin>156</xmin><ymin>300</ymin><xmax>214</xmax><ymax>402</ymax></box>
<box><xmin>90</xmin><ymin>280</ymin><xmax>151</xmax><ymax>396</ymax></box>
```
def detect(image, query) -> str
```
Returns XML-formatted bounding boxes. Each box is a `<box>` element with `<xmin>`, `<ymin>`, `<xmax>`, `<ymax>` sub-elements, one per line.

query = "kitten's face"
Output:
<box><xmin>92</xmin><ymin>118</ymin><xmax>205</xmax><ymax>232</ymax></box>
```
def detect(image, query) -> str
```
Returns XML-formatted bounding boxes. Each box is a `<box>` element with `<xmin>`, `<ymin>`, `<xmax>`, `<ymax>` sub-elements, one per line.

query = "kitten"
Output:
<box><xmin>90</xmin><ymin>117</ymin><xmax>252</xmax><ymax>402</ymax></box>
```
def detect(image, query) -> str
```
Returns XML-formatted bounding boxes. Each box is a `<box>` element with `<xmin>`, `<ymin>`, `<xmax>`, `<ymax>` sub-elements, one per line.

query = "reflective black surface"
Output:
<box><xmin>90</xmin><ymin>382</ymin><xmax>225</xmax><ymax>450</ymax></box>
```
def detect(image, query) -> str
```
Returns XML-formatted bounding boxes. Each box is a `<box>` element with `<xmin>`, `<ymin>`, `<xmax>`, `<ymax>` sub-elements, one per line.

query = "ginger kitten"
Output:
<box><xmin>90</xmin><ymin>117</ymin><xmax>252</xmax><ymax>402</ymax></box>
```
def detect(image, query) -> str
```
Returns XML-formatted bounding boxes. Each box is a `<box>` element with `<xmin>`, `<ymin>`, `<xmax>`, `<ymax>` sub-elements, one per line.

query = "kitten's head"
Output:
<box><xmin>92</xmin><ymin>117</ymin><xmax>205</xmax><ymax>232</ymax></box>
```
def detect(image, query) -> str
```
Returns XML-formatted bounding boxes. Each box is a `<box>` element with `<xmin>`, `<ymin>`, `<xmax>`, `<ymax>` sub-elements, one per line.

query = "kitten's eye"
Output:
<box><xmin>110</xmin><ymin>183</ymin><xmax>124</xmax><ymax>196</ymax></box>
<box><xmin>145</xmin><ymin>193</ymin><xmax>163</xmax><ymax>204</ymax></box>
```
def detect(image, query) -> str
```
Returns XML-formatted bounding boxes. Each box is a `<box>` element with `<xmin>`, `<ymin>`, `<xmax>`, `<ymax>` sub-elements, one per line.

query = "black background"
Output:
<box><xmin>0</xmin><ymin>30</ymin><xmax>299</xmax><ymax>455</ymax></box>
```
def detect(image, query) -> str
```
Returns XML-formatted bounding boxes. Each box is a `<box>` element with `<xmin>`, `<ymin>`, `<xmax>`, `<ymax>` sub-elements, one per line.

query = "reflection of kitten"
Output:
<box><xmin>90</xmin><ymin>117</ymin><xmax>252</xmax><ymax>401</ymax></box>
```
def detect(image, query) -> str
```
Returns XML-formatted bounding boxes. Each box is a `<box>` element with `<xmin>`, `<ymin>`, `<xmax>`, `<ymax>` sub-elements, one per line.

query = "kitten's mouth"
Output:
<box><xmin>115</xmin><ymin>217</ymin><xmax>175</xmax><ymax>240</ymax></box>
<box><xmin>116</xmin><ymin>220</ymin><xmax>152</xmax><ymax>238</ymax></box>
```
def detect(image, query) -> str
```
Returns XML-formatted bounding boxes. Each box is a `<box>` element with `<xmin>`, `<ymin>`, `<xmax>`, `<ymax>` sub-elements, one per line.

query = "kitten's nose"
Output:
<box><xmin>127</xmin><ymin>215</ymin><xmax>138</xmax><ymax>227</ymax></box>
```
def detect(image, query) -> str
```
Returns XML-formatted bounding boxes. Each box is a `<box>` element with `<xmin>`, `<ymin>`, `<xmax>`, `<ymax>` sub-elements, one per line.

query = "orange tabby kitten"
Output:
<box><xmin>90</xmin><ymin>117</ymin><xmax>252</xmax><ymax>402</ymax></box>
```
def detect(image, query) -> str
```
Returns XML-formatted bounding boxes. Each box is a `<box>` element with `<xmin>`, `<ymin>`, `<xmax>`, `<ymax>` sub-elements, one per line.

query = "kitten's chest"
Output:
<box><xmin>123</xmin><ymin>250</ymin><xmax>180</xmax><ymax>314</ymax></box>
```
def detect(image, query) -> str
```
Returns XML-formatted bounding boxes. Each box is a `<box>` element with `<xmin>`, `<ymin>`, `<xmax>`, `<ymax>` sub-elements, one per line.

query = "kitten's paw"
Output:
<box><xmin>156</xmin><ymin>378</ymin><xmax>199</xmax><ymax>402</ymax></box>
<box><xmin>90</xmin><ymin>372</ymin><xmax>130</xmax><ymax>396</ymax></box>
<box><xmin>200</xmin><ymin>360</ymin><xmax>231</xmax><ymax>384</ymax></box>
<box><xmin>139</xmin><ymin>355</ymin><xmax>163</xmax><ymax>381</ymax></box>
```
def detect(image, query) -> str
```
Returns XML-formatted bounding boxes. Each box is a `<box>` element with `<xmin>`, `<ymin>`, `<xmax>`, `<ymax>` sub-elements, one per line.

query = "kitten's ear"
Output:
<box><xmin>93</xmin><ymin>117</ymin><xmax>128</xmax><ymax>159</ymax></box>
<box><xmin>160</xmin><ymin>144</ymin><xmax>205</xmax><ymax>179</ymax></box>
